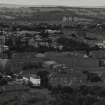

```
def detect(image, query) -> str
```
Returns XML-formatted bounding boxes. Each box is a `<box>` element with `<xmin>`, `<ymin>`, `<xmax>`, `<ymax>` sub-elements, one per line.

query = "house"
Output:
<box><xmin>29</xmin><ymin>74</ymin><xmax>41</xmax><ymax>87</ymax></box>
<box><xmin>35</xmin><ymin>53</ymin><xmax>46</xmax><ymax>58</ymax></box>
<box><xmin>0</xmin><ymin>45</ymin><xmax>9</xmax><ymax>54</ymax></box>
<box><xmin>99</xmin><ymin>59</ymin><xmax>105</xmax><ymax>67</ymax></box>
<box><xmin>95</xmin><ymin>41</ymin><xmax>105</xmax><ymax>49</ymax></box>
<box><xmin>13</xmin><ymin>73</ymin><xmax>41</xmax><ymax>87</ymax></box>
<box><xmin>45</xmin><ymin>29</ymin><xmax>61</xmax><ymax>34</ymax></box>
<box><xmin>43</xmin><ymin>60</ymin><xmax>57</xmax><ymax>68</ymax></box>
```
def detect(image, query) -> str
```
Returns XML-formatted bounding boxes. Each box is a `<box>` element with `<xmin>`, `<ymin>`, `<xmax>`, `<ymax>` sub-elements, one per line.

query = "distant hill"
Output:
<box><xmin>0</xmin><ymin>3</ymin><xmax>25</xmax><ymax>8</ymax></box>
<box><xmin>0</xmin><ymin>4</ymin><xmax>104</xmax><ymax>25</ymax></box>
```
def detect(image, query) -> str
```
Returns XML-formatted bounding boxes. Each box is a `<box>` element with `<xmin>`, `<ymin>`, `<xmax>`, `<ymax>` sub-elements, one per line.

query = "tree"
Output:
<box><xmin>37</xmin><ymin>70</ymin><xmax>49</xmax><ymax>88</ymax></box>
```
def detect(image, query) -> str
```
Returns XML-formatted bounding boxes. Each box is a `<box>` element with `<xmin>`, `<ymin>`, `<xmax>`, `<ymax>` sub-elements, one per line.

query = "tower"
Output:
<box><xmin>62</xmin><ymin>16</ymin><xmax>74</xmax><ymax>28</ymax></box>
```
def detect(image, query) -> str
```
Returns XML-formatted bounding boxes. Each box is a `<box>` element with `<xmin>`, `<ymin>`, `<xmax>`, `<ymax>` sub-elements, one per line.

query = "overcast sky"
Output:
<box><xmin>0</xmin><ymin>0</ymin><xmax>105</xmax><ymax>6</ymax></box>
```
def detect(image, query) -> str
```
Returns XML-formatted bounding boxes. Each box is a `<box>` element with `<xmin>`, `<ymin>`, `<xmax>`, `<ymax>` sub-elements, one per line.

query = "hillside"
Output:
<box><xmin>0</xmin><ymin>5</ymin><xmax>104</xmax><ymax>24</ymax></box>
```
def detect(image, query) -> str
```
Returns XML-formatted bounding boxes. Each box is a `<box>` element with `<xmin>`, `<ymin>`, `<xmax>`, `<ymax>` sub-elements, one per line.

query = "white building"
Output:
<box><xmin>29</xmin><ymin>74</ymin><xmax>41</xmax><ymax>86</ymax></box>
<box><xmin>95</xmin><ymin>41</ymin><xmax>105</xmax><ymax>49</ymax></box>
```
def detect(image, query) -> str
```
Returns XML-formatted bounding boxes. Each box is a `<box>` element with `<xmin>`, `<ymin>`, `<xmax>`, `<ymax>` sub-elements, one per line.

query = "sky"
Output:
<box><xmin>0</xmin><ymin>0</ymin><xmax>105</xmax><ymax>7</ymax></box>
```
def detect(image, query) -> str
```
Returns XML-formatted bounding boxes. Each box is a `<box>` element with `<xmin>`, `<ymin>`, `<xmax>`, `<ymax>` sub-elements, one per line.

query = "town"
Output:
<box><xmin>0</xmin><ymin>5</ymin><xmax>105</xmax><ymax>105</ymax></box>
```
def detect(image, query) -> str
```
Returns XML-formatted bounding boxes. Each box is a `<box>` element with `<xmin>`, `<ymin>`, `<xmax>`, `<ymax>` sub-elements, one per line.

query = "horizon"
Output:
<box><xmin>0</xmin><ymin>3</ymin><xmax>105</xmax><ymax>8</ymax></box>
<box><xmin>0</xmin><ymin>0</ymin><xmax>105</xmax><ymax>7</ymax></box>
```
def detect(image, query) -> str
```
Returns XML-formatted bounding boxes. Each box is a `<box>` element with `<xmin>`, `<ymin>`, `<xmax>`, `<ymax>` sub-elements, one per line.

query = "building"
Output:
<box><xmin>62</xmin><ymin>16</ymin><xmax>74</xmax><ymax>27</ymax></box>
<box><xmin>29</xmin><ymin>74</ymin><xmax>41</xmax><ymax>87</ymax></box>
<box><xmin>95</xmin><ymin>41</ymin><xmax>105</xmax><ymax>49</ymax></box>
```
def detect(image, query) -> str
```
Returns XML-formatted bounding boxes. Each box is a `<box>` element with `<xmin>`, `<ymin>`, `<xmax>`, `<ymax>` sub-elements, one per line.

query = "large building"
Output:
<box><xmin>62</xmin><ymin>16</ymin><xmax>74</xmax><ymax>26</ymax></box>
